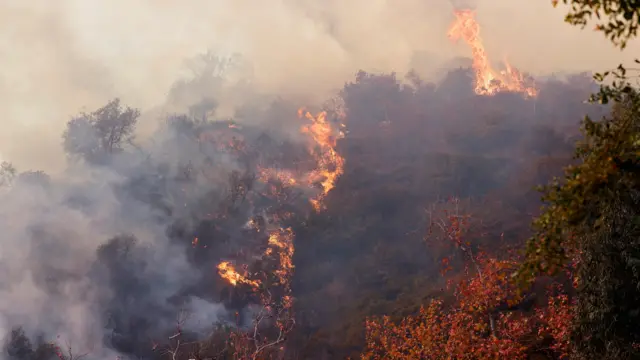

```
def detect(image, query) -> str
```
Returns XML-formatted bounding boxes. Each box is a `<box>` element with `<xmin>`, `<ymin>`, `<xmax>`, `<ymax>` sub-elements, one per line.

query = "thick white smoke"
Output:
<box><xmin>0</xmin><ymin>0</ymin><xmax>637</xmax><ymax>173</ymax></box>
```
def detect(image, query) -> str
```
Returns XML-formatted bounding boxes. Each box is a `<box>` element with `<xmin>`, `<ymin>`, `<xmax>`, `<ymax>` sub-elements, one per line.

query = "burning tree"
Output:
<box><xmin>62</xmin><ymin>98</ymin><xmax>140</xmax><ymax>164</ymax></box>
<box><xmin>212</xmin><ymin>107</ymin><xmax>345</xmax><ymax>358</ymax></box>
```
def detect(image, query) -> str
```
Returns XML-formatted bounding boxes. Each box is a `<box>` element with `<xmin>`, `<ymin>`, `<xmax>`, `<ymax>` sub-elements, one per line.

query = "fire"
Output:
<box><xmin>257</xmin><ymin>166</ymin><xmax>298</xmax><ymax>186</ymax></box>
<box><xmin>217</xmin><ymin>261</ymin><xmax>260</xmax><ymax>289</ymax></box>
<box><xmin>447</xmin><ymin>9</ymin><xmax>537</xmax><ymax>97</ymax></box>
<box><xmin>216</xmin><ymin>105</ymin><xmax>345</xmax><ymax>321</ymax></box>
<box><xmin>198</xmin><ymin>129</ymin><xmax>246</xmax><ymax>153</ymax></box>
<box><xmin>217</xmin><ymin>170</ymin><xmax>296</xmax><ymax>295</ymax></box>
<box><xmin>298</xmin><ymin>108</ymin><xmax>345</xmax><ymax>211</ymax></box>
<box><xmin>267</xmin><ymin>227</ymin><xmax>295</xmax><ymax>288</ymax></box>
<box><xmin>216</xmin><ymin>227</ymin><xmax>294</xmax><ymax>300</ymax></box>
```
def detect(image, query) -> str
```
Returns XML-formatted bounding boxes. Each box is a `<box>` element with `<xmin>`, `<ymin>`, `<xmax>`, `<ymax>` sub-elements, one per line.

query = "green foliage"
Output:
<box><xmin>553</xmin><ymin>0</ymin><xmax>640</xmax><ymax>48</ymax></box>
<box><xmin>521</xmin><ymin>85</ymin><xmax>640</xmax><ymax>277</ymax></box>
<box><xmin>1</xmin><ymin>70</ymin><xmax>596</xmax><ymax>359</ymax></box>
<box><xmin>542</xmin><ymin>3</ymin><xmax>640</xmax><ymax>356</ymax></box>
<box><xmin>571</xmin><ymin>203</ymin><xmax>640</xmax><ymax>359</ymax></box>
<box><xmin>520</xmin><ymin>84</ymin><xmax>640</xmax><ymax>358</ymax></box>
<box><xmin>592</xmin><ymin>63</ymin><xmax>640</xmax><ymax>104</ymax></box>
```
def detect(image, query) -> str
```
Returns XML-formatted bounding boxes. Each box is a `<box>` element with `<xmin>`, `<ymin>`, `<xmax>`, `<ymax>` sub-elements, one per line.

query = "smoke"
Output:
<box><xmin>0</xmin><ymin>50</ymin><xmax>611</xmax><ymax>360</ymax></box>
<box><xmin>449</xmin><ymin>0</ymin><xmax>477</xmax><ymax>10</ymax></box>
<box><xmin>0</xmin><ymin>52</ymin><xmax>611</xmax><ymax>357</ymax></box>
<box><xmin>0</xmin><ymin>65</ymin><xmax>329</xmax><ymax>356</ymax></box>
<box><xmin>0</xmin><ymin>140</ymin><xmax>225</xmax><ymax>359</ymax></box>
<box><xmin>1</xmin><ymin>0</ymin><xmax>638</xmax><ymax>173</ymax></box>
<box><xmin>0</xmin><ymin>0</ymin><xmax>632</xmax><ymax>358</ymax></box>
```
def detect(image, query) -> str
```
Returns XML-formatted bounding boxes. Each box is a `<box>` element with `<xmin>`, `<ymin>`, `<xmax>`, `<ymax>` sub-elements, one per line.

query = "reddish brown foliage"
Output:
<box><xmin>361</xmin><ymin>198</ymin><xmax>575</xmax><ymax>360</ymax></box>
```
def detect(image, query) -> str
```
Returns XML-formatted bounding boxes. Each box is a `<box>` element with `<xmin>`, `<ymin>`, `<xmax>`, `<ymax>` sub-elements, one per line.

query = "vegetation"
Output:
<box><xmin>63</xmin><ymin>98</ymin><xmax>141</xmax><ymax>164</ymax></box>
<box><xmin>3</xmin><ymin>1</ymin><xmax>640</xmax><ymax>359</ymax></box>
<box><xmin>363</xmin><ymin>199</ymin><xmax>573</xmax><ymax>360</ymax></box>
<box><xmin>516</xmin><ymin>1</ymin><xmax>640</xmax><ymax>359</ymax></box>
<box><xmin>1</xmin><ymin>68</ymin><xmax>596</xmax><ymax>360</ymax></box>
<box><xmin>552</xmin><ymin>0</ymin><xmax>640</xmax><ymax>48</ymax></box>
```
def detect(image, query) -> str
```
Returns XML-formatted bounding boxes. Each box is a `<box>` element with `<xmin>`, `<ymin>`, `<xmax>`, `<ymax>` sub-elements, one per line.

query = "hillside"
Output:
<box><xmin>0</xmin><ymin>66</ymin><xmax>607</xmax><ymax>359</ymax></box>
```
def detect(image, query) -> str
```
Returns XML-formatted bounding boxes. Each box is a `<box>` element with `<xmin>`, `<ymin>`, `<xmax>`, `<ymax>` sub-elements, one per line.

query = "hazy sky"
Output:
<box><xmin>0</xmin><ymin>0</ymin><xmax>636</xmax><ymax>172</ymax></box>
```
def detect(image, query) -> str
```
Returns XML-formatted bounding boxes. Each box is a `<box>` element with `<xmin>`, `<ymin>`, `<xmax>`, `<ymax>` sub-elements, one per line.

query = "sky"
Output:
<box><xmin>0</xmin><ymin>0</ymin><xmax>636</xmax><ymax>173</ymax></box>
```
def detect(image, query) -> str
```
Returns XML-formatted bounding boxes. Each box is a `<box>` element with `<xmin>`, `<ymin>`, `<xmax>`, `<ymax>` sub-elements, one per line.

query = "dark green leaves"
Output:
<box><xmin>554</xmin><ymin>0</ymin><xmax>640</xmax><ymax>48</ymax></box>
<box><xmin>519</xmin><ymin>84</ymin><xmax>640</xmax><ymax>283</ymax></box>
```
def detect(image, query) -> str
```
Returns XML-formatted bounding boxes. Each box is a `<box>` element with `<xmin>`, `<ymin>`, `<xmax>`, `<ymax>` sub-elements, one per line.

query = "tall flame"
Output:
<box><xmin>447</xmin><ymin>9</ymin><xmax>537</xmax><ymax>97</ymax></box>
<box><xmin>299</xmin><ymin>108</ymin><xmax>345</xmax><ymax>211</ymax></box>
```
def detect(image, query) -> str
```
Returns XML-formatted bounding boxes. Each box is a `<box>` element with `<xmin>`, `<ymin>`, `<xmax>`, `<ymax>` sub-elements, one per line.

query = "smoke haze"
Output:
<box><xmin>0</xmin><ymin>0</ymin><xmax>633</xmax><ymax>359</ymax></box>
<box><xmin>0</xmin><ymin>0</ymin><xmax>636</xmax><ymax>172</ymax></box>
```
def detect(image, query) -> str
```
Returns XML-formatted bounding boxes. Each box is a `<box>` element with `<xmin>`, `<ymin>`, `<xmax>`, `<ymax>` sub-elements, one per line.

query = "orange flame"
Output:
<box><xmin>448</xmin><ymin>9</ymin><xmax>537</xmax><ymax>97</ymax></box>
<box><xmin>267</xmin><ymin>227</ymin><xmax>295</xmax><ymax>287</ymax></box>
<box><xmin>217</xmin><ymin>106</ymin><xmax>345</xmax><ymax>315</ymax></box>
<box><xmin>217</xmin><ymin>261</ymin><xmax>260</xmax><ymax>289</ymax></box>
<box><xmin>217</xmin><ymin>227</ymin><xmax>295</xmax><ymax>308</ymax></box>
<box><xmin>298</xmin><ymin>108</ymin><xmax>345</xmax><ymax>211</ymax></box>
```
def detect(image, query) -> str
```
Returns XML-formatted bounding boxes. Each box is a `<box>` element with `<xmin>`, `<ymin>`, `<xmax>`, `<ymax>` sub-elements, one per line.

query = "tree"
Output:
<box><xmin>0</xmin><ymin>161</ymin><xmax>16</xmax><ymax>188</ymax></box>
<box><xmin>3</xmin><ymin>327</ymin><xmax>65</xmax><ymax>360</ymax></box>
<box><xmin>63</xmin><ymin>99</ymin><xmax>140</xmax><ymax>164</ymax></box>
<box><xmin>518</xmin><ymin>2</ymin><xmax>640</xmax><ymax>358</ymax></box>
<box><xmin>363</xmin><ymin>199</ymin><xmax>574</xmax><ymax>359</ymax></box>
<box><xmin>552</xmin><ymin>0</ymin><xmax>640</xmax><ymax>49</ymax></box>
<box><xmin>520</xmin><ymin>89</ymin><xmax>640</xmax><ymax>359</ymax></box>
<box><xmin>188</xmin><ymin>97</ymin><xmax>218</xmax><ymax>121</ymax></box>
<box><xmin>167</xmin><ymin>51</ymin><xmax>246</xmax><ymax>111</ymax></box>
<box><xmin>526</xmin><ymin>125</ymin><xmax>574</xmax><ymax>157</ymax></box>
<box><xmin>15</xmin><ymin>171</ymin><xmax>51</xmax><ymax>188</ymax></box>
<box><xmin>4</xmin><ymin>328</ymin><xmax>35</xmax><ymax>360</ymax></box>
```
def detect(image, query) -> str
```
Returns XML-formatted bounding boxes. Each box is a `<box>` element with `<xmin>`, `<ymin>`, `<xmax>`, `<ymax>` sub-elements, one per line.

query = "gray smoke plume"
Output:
<box><xmin>0</xmin><ymin>2</ymin><xmax>626</xmax><ymax>360</ymax></box>
<box><xmin>0</xmin><ymin>73</ymin><xmax>296</xmax><ymax>359</ymax></box>
<box><xmin>0</xmin><ymin>139</ymin><xmax>227</xmax><ymax>360</ymax></box>
<box><xmin>0</xmin><ymin>53</ymin><xmax>612</xmax><ymax>360</ymax></box>
<box><xmin>1</xmin><ymin>0</ymin><xmax>637</xmax><ymax>173</ymax></box>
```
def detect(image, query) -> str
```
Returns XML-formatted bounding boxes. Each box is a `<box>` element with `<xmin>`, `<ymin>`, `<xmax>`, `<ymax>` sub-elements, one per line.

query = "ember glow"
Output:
<box><xmin>257</xmin><ymin>167</ymin><xmax>298</xmax><ymax>186</ymax></box>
